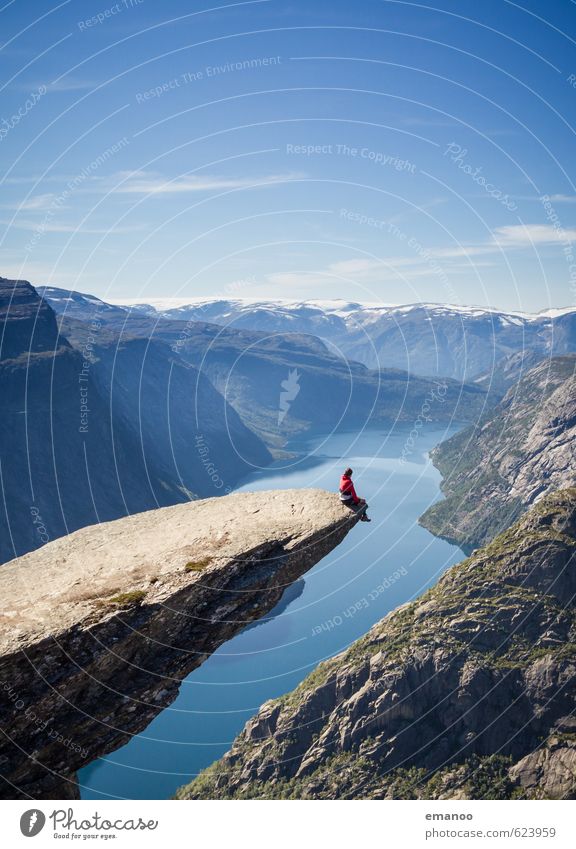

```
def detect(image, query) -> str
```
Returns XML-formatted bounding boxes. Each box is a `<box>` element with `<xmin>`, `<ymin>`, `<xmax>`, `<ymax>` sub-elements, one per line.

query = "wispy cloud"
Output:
<box><xmin>0</xmin><ymin>194</ymin><xmax>57</xmax><ymax>211</ymax></box>
<box><xmin>545</xmin><ymin>194</ymin><xmax>576</xmax><ymax>203</ymax></box>
<box><xmin>110</xmin><ymin>170</ymin><xmax>306</xmax><ymax>195</ymax></box>
<box><xmin>2</xmin><ymin>174</ymin><xmax>96</xmax><ymax>186</ymax></box>
<box><xmin>265</xmin><ymin>222</ymin><xmax>574</xmax><ymax>288</ymax></box>
<box><xmin>492</xmin><ymin>224</ymin><xmax>576</xmax><ymax>246</ymax></box>
<box><xmin>329</xmin><ymin>258</ymin><xmax>384</xmax><ymax>275</ymax></box>
<box><xmin>2</xmin><ymin>169</ymin><xmax>307</xmax><ymax>198</ymax></box>
<box><xmin>267</xmin><ymin>271</ymin><xmax>334</xmax><ymax>287</ymax></box>
<box><xmin>517</xmin><ymin>192</ymin><xmax>576</xmax><ymax>203</ymax></box>
<box><xmin>11</xmin><ymin>77</ymin><xmax>97</xmax><ymax>92</ymax></box>
<box><xmin>3</xmin><ymin>218</ymin><xmax>144</xmax><ymax>234</ymax></box>
<box><xmin>49</xmin><ymin>77</ymin><xmax>98</xmax><ymax>92</ymax></box>
<box><xmin>431</xmin><ymin>245</ymin><xmax>496</xmax><ymax>259</ymax></box>
<box><xmin>0</xmin><ymin>260</ymin><xmax>77</xmax><ymax>283</ymax></box>
<box><xmin>267</xmin><ymin>257</ymin><xmax>433</xmax><ymax>287</ymax></box>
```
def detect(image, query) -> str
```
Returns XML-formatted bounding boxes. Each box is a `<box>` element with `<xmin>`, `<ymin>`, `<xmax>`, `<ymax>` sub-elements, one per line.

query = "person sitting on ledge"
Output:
<box><xmin>339</xmin><ymin>467</ymin><xmax>371</xmax><ymax>522</ymax></box>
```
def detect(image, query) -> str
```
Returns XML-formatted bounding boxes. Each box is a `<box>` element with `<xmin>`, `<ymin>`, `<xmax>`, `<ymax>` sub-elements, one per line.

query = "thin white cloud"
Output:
<box><xmin>267</xmin><ymin>257</ymin><xmax>436</xmax><ymax>287</ymax></box>
<box><xmin>430</xmin><ymin>245</ymin><xmax>496</xmax><ymax>259</ymax></box>
<box><xmin>112</xmin><ymin>170</ymin><xmax>306</xmax><ymax>195</ymax></box>
<box><xmin>328</xmin><ymin>258</ymin><xmax>384</xmax><ymax>275</ymax></box>
<box><xmin>12</xmin><ymin>78</ymin><xmax>97</xmax><ymax>92</ymax></box>
<box><xmin>1</xmin><ymin>174</ymin><xmax>87</xmax><ymax>185</ymax></box>
<box><xmin>0</xmin><ymin>261</ymin><xmax>77</xmax><ymax>282</ymax></box>
<box><xmin>48</xmin><ymin>78</ymin><xmax>97</xmax><ymax>92</ymax></box>
<box><xmin>267</xmin><ymin>271</ymin><xmax>332</xmax><ymax>287</ymax></box>
<box><xmin>3</xmin><ymin>219</ymin><xmax>144</xmax><ymax>234</ymax></box>
<box><xmin>0</xmin><ymin>194</ymin><xmax>57</xmax><ymax>211</ymax></box>
<box><xmin>265</xmin><ymin>222</ymin><xmax>572</xmax><ymax>289</ymax></box>
<box><xmin>544</xmin><ymin>194</ymin><xmax>576</xmax><ymax>203</ymax></box>
<box><xmin>493</xmin><ymin>224</ymin><xmax>576</xmax><ymax>245</ymax></box>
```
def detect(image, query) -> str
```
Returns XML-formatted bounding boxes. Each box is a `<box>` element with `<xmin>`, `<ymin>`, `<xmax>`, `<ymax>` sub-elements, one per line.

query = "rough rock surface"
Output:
<box><xmin>420</xmin><ymin>356</ymin><xmax>576</xmax><ymax>551</ymax></box>
<box><xmin>0</xmin><ymin>489</ymin><xmax>360</xmax><ymax>799</ymax></box>
<box><xmin>178</xmin><ymin>490</ymin><xmax>576</xmax><ymax>800</ymax></box>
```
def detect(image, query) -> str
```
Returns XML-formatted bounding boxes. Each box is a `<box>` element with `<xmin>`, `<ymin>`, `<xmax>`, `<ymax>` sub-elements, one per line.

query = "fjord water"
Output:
<box><xmin>80</xmin><ymin>425</ymin><xmax>463</xmax><ymax>800</ymax></box>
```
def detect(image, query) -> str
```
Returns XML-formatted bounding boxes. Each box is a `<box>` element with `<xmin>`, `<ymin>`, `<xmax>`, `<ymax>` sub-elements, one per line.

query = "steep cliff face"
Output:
<box><xmin>0</xmin><ymin>490</ymin><xmax>360</xmax><ymax>800</ymax></box>
<box><xmin>0</xmin><ymin>278</ymin><xmax>271</xmax><ymax>563</ymax></box>
<box><xmin>0</xmin><ymin>277</ymin><xmax>66</xmax><ymax>358</ymax></box>
<box><xmin>420</xmin><ymin>356</ymin><xmax>576</xmax><ymax>551</ymax></box>
<box><xmin>179</xmin><ymin>489</ymin><xmax>576</xmax><ymax>800</ymax></box>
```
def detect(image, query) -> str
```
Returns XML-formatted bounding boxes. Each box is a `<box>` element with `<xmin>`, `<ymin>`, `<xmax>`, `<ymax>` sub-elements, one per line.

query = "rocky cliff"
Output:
<box><xmin>178</xmin><ymin>489</ymin><xmax>576</xmax><ymax>800</ymax></box>
<box><xmin>0</xmin><ymin>489</ymin><xmax>360</xmax><ymax>800</ymax></box>
<box><xmin>420</xmin><ymin>356</ymin><xmax>576</xmax><ymax>551</ymax></box>
<box><xmin>0</xmin><ymin>277</ymin><xmax>271</xmax><ymax>563</ymax></box>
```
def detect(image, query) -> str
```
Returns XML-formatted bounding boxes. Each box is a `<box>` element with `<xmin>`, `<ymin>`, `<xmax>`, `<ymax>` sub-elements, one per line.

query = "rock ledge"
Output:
<box><xmin>0</xmin><ymin>489</ymin><xmax>359</xmax><ymax>799</ymax></box>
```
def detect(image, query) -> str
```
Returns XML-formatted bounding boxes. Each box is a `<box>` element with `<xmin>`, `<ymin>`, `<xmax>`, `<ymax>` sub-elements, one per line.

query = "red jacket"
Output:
<box><xmin>339</xmin><ymin>474</ymin><xmax>360</xmax><ymax>504</ymax></box>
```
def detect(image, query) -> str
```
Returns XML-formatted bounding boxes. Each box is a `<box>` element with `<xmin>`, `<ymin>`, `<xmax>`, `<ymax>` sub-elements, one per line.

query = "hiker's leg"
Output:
<box><xmin>358</xmin><ymin>500</ymin><xmax>371</xmax><ymax>521</ymax></box>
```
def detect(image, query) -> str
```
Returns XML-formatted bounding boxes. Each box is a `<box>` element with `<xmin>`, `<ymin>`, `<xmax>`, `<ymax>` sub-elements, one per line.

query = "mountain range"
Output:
<box><xmin>89</xmin><ymin>294</ymin><xmax>576</xmax><ymax>382</ymax></box>
<box><xmin>39</xmin><ymin>285</ymin><xmax>488</xmax><ymax>452</ymax></box>
<box><xmin>1</xmin><ymin>278</ymin><xmax>494</xmax><ymax>563</ymax></box>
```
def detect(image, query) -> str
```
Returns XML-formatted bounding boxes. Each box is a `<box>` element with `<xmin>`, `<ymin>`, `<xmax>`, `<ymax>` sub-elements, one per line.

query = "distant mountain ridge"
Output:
<box><xmin>110</xmin><ymin>295</ymin><xmax>576</xmax><ymax>322</ymax></box>
<box><xmin>40</xmin><ymin>288</ymin><xmax>576</xmax><ymax>381</ymax></box>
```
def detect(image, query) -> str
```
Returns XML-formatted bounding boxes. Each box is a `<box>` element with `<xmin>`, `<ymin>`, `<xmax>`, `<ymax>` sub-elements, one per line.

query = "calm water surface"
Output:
<box><xmin>80</xmin><ymin>424</ymin><xmax>463</xmax><ymax>799</ymax></box>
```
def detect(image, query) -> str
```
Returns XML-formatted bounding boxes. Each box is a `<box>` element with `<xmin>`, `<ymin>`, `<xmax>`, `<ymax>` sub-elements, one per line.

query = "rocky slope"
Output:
<box><xmin>420</xmin><ymin>356</ymin><xmax>576</xmax><ymax>551</ymax></box>
<box><xmin>178</xmin><ymin>489</ymin><xmax>576</xmax><ymax>801</ymax></box>
<box><xmin>0</xmin><ymin>489</ymin><xmax>360</xmax><ymax>800</ymax></box>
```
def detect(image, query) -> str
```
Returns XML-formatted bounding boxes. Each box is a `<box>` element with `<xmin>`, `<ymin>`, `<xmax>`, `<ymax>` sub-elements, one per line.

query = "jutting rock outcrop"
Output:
<box><xmin>179</xmin><ymin>489</ymin><xmax>576</xmax><ymax>800</ymax></box>
<box><xmin>0</xmin><ymin>489</ymin><xmax>360</xmax><ymax>800</ymax></box>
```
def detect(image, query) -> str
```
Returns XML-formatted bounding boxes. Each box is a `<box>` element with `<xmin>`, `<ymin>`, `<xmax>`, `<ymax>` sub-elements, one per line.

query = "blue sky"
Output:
<box><xmin>1</xmin><ymin>0</ymin><xmax>576</xmax><ymax>311</ymax></box>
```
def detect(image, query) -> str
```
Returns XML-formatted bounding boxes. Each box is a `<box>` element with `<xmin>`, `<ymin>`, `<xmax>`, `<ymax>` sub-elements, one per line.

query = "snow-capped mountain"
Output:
<box><xmin>39</xmin><ymin>287</ymin><xmax>576</xmax><ymax>381</ymax></box>
<box><xmin>107</xmin><ymin>296</ymin><xmax>576</xmax><ymax>380</ymax></box>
